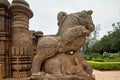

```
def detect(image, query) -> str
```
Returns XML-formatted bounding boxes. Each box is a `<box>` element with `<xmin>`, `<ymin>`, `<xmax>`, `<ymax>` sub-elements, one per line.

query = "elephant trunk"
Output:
<box><xmin>86</xmin><ymin>23</ymin><xmax>95</xmax><ymax>32</ymax></box>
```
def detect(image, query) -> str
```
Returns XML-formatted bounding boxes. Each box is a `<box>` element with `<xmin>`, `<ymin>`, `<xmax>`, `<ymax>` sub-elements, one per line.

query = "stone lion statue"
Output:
<box><xmin>31</xmin><ymin>10</ymin><xmax>95</xmax><ymax>78</ymax></box>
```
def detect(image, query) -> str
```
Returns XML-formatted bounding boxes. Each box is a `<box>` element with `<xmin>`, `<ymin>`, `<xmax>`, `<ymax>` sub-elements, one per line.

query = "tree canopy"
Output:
<box><xmin>86</xmin><ymin>22</ymin><xmax>120</xmax><ymax>54</ymax></box>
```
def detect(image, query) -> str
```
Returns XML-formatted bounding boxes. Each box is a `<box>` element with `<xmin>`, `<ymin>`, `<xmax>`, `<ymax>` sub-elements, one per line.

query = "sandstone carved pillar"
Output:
<box><xmin>8</xmin><ymin>0</ymin><xmax>33</xmax><ymax>78</ymax></box>
<box><xmin>0</xmin><ymin>0</ymin><xmax>12</xmax><ymax>78</ymax></box>
<box><xmin>0</xmin><ymin>64</ymin><xmax>3</xmax><ymax>80</ymax></box>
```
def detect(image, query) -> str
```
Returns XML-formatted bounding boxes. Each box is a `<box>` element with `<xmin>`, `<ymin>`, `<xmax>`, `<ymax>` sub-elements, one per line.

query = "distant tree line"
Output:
<box><xmin>84</xmin><ymin>22</ymin><xmax>120</xmax><ymax>54</ymax></box>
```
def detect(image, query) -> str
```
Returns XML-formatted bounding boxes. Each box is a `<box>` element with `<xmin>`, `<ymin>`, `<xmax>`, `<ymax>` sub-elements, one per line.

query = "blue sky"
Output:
<box><xmin>8</xmin><ymin>0</ymin><xmax>120</xmax><ymax>39</ymax></box>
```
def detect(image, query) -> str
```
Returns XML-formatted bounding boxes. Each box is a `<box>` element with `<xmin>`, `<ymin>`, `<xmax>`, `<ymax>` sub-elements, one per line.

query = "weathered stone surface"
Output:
<box><xmin>12</xmin><ymin>0</ymin><xmax>29</xmax><ymax>7</ymax></box>
<box><xmin>0</xmin><ymin>0</ymin><xmax>43</xmax><ymax>78</ymax></box>
<box><xmin>32</xmin><ymin>10</ymin><xmax>95</xmax><ymax>80</ymax></box>
<box><xmin>31</xmin><ymin>75</ymin><xmax>93</xmax><ymax>80</ymax></box>
<box><xmin>0</xmin><ymin>0</ymin><xmax>11</xmax><ymax>77</ymax></box>
<box><xmin>8</xmin><ymin>0</ymin><xmax>33</xmax><ymax>78</ymax></box>
<box><xmin>44</xmin><ymin>52</ymin><xmax>93</xmax><ymax>76</ymax></box>
<box><xmin>0</xmin><ymin>0</ymin><xmax>10</xmax><ymax>6</ymax></box>
<box><xmin>0</xmin><ymin>64</ymin><xmax>2</xmax><ymax>80</ymax></box>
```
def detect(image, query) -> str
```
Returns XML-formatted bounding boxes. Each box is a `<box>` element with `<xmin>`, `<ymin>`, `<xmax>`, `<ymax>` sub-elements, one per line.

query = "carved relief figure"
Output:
<box><xmin>31</xmin><ymin>10</ymin><xmax>95</xmax><ymax>76</ymax></box>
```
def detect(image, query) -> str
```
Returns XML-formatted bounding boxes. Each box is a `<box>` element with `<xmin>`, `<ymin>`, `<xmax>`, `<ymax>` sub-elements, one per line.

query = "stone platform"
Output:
<box><xmin>3</xmin><ymin>74</ymin><xmax>94</xmax><ymax>80</ymax></box>
<box><xmin>3</xmin><ymin>77</ymin><xmax>31</xmax><ymax>80</ymax></box>
<box><xmin>31</xmin><ymin>75</ymin><xmax>92</xmax><ymax>80</ymax></box>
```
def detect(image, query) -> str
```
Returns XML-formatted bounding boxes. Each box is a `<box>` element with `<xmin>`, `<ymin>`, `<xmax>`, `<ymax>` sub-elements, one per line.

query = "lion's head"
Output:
<box><xmin>57</xmin><ymin>10</ymin><xmax>95</xmax><ymax>36</ymax></box>
<box><xmin>75</xmin><ymin>10</ymin><xmax>95</xmax><ymax>32</ymax></box>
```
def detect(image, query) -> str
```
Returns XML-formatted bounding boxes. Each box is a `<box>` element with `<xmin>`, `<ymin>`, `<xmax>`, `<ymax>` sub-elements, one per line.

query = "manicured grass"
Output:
<box><xmin>87</xmin><ymin>61</ymin><xmax>120</xmax><ymax>70</ymax></box>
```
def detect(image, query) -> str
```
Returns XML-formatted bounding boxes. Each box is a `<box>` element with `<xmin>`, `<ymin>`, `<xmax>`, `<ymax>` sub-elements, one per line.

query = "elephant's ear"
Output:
<box><xmin>78</xmin><ymin>10</ymin><xmax>88</xmax><ymax>17</ymax></box>
<box><xmin>57</xmin><ymin>11</ymin><xmax>67</xmax><ymax>27</ymax></box>
<box><xmin>87</xmin><ymin>10</ymin><xmax>93</xmax><ymax>15</ymax></box>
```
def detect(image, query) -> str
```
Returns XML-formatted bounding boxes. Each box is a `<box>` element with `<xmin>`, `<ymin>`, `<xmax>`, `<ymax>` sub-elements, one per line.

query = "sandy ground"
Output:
<box><xmin>3</xmin><ymin>70</ymin><xmax>120</xmax><ymax>80</ymax></box>
<box><xmin>93</xmin><ymin>70</ymin><xmax>120</xmax><ymax>80</ymax></box>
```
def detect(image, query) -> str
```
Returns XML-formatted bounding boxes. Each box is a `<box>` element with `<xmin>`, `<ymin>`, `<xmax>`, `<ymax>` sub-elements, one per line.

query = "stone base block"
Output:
<box><xmin>3</xmin><ymin>77</ymin><xmax>31</xmax><ymax>80</ymax></box>
<box><xmin>31</xmin><ymin>75</ymin><xmax>93</xmax><ymax>80</ymax></box>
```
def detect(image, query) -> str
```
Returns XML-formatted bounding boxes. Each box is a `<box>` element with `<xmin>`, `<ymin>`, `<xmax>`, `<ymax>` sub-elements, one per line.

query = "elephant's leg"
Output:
<box><xmin>31</xmin><ymin>47</ymin><xmax>58</xmax><ymax>75</ymax></box>
<box><xmin>45</xmin><ymin>58</ymin><xmax>63</xmax><ymax>75</ymax></box>
<box><xmin>31</xmin><ymin>54</ymin><xmax>42</xmax><ymax>74</ymax></box>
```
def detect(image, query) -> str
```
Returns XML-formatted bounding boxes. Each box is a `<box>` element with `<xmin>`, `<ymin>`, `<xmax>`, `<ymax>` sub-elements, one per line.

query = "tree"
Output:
<box><xmin>82</xmin><ymin>24</ymin><xmax>101</xmax><ymax>54</ymax></box>
<box><xmin>111</xmin><ymin>22</ymin><xmax>120</xmax><ymax>52</ymax></box>
<box><xmin>87</xmin><ymin>22</ymin><xmax>120</xmax><ymax>53</ymax></box>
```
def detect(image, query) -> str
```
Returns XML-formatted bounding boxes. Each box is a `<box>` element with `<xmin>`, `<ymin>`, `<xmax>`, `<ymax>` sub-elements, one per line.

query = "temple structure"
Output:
<box><xmin>0</xmin><ymin>0</ymin><xmax>12</xmax><ymax>78</ymax></box>
<box><xmin>0</xmin><ymin>0</ymin><xmax>42</xmax><ymax>78</ymax></box>
<box><xmin>0</xmin><ymin>0</ymin><xmax>95</xmax><ymax>80</ymax></box>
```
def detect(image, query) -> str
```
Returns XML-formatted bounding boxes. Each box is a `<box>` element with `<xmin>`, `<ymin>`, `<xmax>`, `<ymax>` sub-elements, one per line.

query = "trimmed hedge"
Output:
<box><xmin>87</xmin><ymin>61</ymin><xmax>120</xmax><ymax>70</ymax></box>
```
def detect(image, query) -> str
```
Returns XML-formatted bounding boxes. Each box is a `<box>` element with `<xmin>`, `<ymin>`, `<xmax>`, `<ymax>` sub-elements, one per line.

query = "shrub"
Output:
<box><xmin>93</xmin><ymin>58</ymin><xmax>104</xmax><ymax>62</ymax></box>
<box><xmin>90</xmin><ymin>53</ymin><xmax>101</xmax><ymax>59</ymax></box>
<box><xmin>84</xmin><ymin>53</ymin><xmax>103</xmax><ymax>61</ymax></box>
<box><xmin>84</xmin><ymin>52</ymin><xmax>120</xmax><ymax>62</ymax></box>
<box><xmin>87</xmin><ymin>61</ymin><xmax>120</xmax><ymax>70</ymax></box>
<box><xmin>103</xmin><ymin>53</ymin><xmax>120</xmax><ymax>58</ymax></box>
<box><xmin>104</xmin><ymin>58</ymin><xmax>109</xmax><ymax>62</ymax></box>
<box><xmin>103</xmin><ymin>53</ymin><xmax>120</xmax><ymax>62</ymax></box>
<box><xmin>103</xmin><ymin>53</ymin><xmax>110</xmax><ymax>58</ymax></box>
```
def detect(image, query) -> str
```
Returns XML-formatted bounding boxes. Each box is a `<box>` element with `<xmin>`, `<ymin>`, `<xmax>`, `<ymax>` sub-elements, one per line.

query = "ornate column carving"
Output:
<box><xmin>9</xmin><ymin>0</ymin><xmax>33</xmax><ymax>78</ymax></box>
<box><xmin>0</xmin><ymin>0</ymin><xmax>12</xmax><ymax>78</ymax></box>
